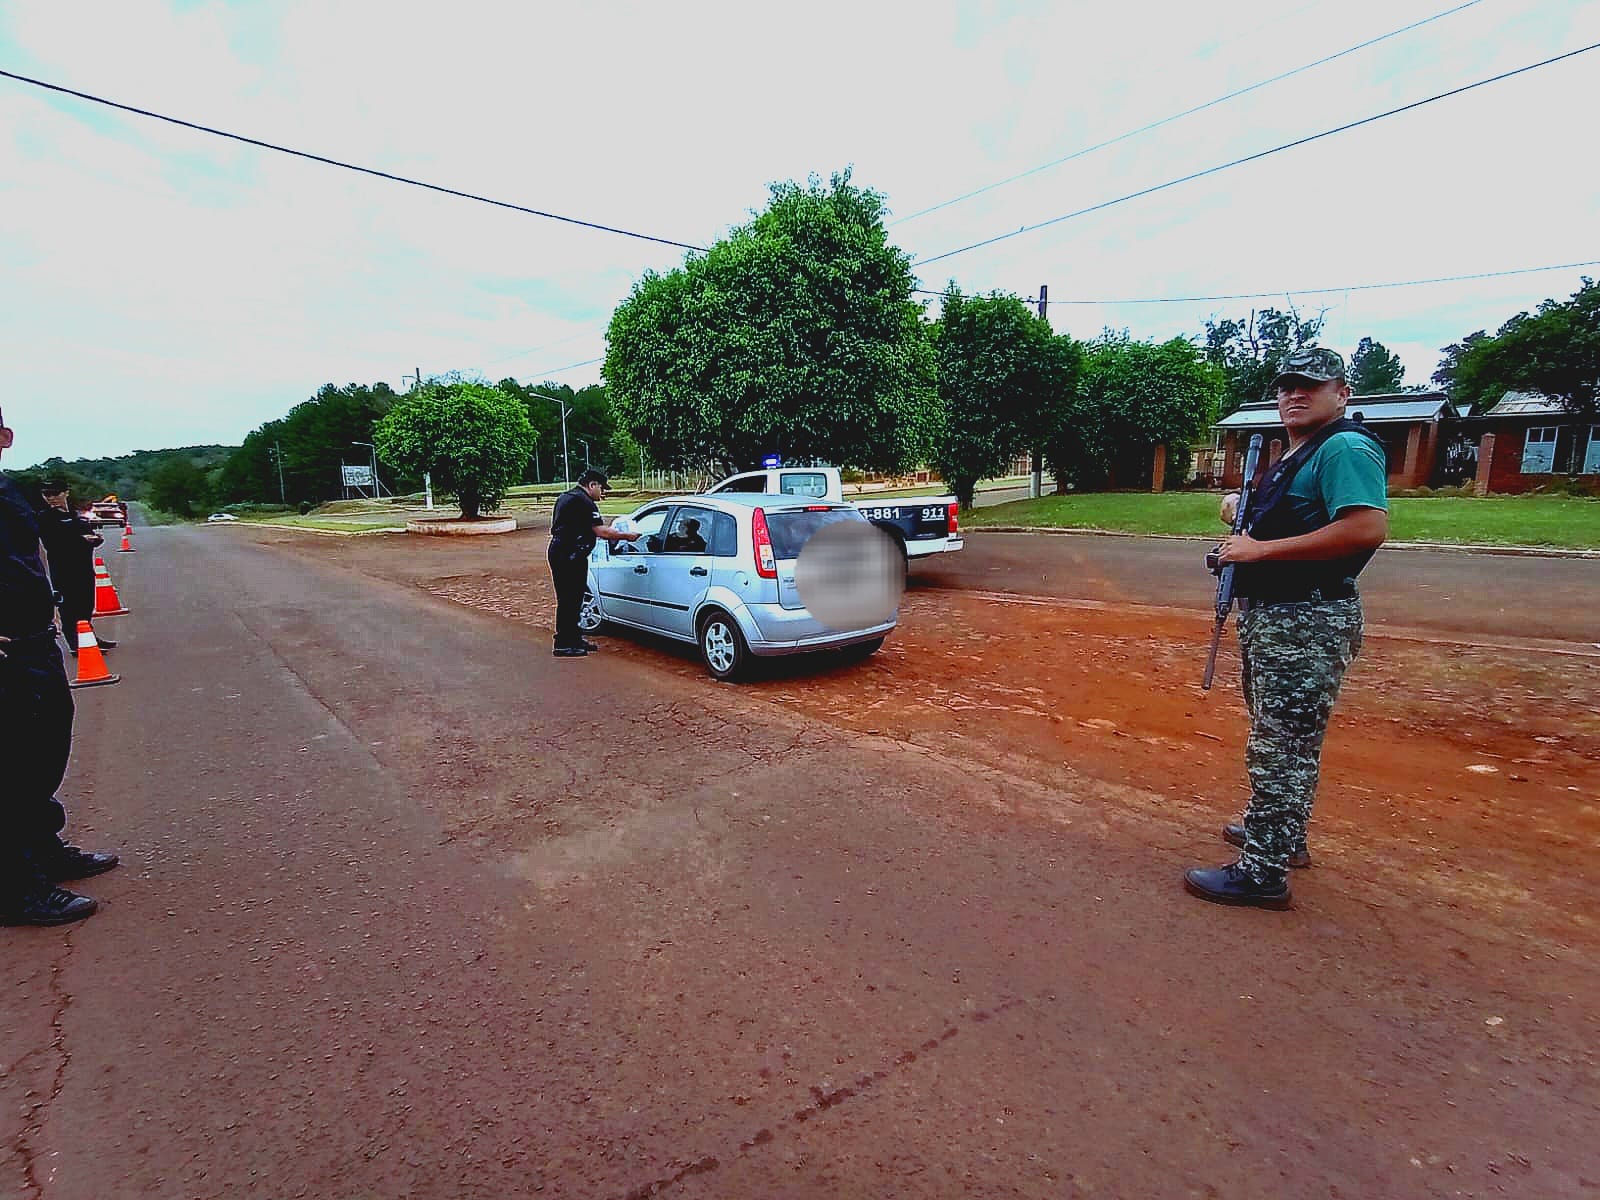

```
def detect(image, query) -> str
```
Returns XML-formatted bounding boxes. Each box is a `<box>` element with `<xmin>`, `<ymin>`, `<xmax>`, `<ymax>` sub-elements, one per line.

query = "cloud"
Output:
<box><xmin>2</xmin><ymin>0</ymin><xmax>1597</xmax><ymax>463</ymax></box>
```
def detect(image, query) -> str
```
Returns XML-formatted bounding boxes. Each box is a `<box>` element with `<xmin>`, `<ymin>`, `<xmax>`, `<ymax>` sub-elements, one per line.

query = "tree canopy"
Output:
<box><xmin>1050</xmin><ymin>334</ymin><xmax>1224</xmax><ymax>490</ymax></box>
<box><xmin>1348</xmin><ymin>337</ymin><xmax>1407</xmax><ymax>395</ymax></box>
<box><xmin>929</xmin><ymin>287</ymin><xmax>1080</xmax><ymax>507</ymax></box>
<box><xmin>498</xmin><ymin>379</ymin><xmax>623</xmax><ymax>483</ymax></box>
<box><xmin>1430</xmin><ymin>278</ymin><xmax>1600</xmax><ymax>419</ymax></box>
<box><xmin>374</xmin><ymin>380</ymin><xmax>535</xmax><ymax>518</ymax></box>
<box><xmin>1201</xmin><ymin>307</ymin><xmax>1324</xmax><ymax>416</ymax></box>
<box><xmin>604</xmin><ymin>170</ymin><xmax>937</xmax><ymax>477</ymax></box>
<box><xmin>215</xmin><ymin>382</ymin><xmax>404</xmax><ymax>507</ymax></box>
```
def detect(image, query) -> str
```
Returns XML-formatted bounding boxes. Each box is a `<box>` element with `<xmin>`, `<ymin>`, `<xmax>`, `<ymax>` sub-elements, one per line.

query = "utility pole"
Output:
<box><xmin>1032</xmin><ymin>284</ymin><xmax>1048</xmax><ymax>500</ymax></box>
<box><xmin>271</xmin><ymin>441</ymin><xmax>287</xmax><ymax>505</ymax></box>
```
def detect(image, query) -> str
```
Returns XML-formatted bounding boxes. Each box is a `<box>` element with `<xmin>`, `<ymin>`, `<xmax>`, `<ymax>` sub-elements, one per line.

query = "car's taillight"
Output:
<box><xmin>751</xmin><ymin>508</ymin><xmax>777</xmax><ymax>578</ymax></box>
<box><xmin>947</xmin><ymin>503</ymin><xmax>959</xmax><ymax>535</ymax></box>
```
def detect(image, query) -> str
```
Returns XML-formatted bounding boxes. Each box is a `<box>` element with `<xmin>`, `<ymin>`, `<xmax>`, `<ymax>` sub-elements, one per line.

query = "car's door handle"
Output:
<box><xmin>689</xmin><ymin>566</ymin><xmax>708</xmax><ymax>577</ymax></box>
<box><xmin>634</xmin><ymin>564</ymin><xmax>649</xmax><ymax>574</ymax></box>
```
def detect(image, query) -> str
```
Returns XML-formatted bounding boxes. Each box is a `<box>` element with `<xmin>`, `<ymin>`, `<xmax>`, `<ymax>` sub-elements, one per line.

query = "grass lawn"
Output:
<box><xmin>965</xmin><ymin>492</ymin><xmax>1600</xmax><ymax>550</ymax></box>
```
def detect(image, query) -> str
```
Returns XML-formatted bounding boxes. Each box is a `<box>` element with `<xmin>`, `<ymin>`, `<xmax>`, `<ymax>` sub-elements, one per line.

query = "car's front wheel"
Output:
<box><xmin>698</xmin><ymin>611</ymin><xmax>749</xmax><ymax>682</ymax></box>
<box><xmin>577</xmin><ymin>587</ymin><xmax>603</xmax><ymax>634</ymax></box>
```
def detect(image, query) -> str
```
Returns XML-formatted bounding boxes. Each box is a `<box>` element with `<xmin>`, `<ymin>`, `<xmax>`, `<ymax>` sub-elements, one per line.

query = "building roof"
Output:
<box><xmin>1214</xmin><ymin>391</ymin><xmax>1454</xmax><ymax>430</ymax></box>
<box><xmin>1483</xmin><ymin>390</ymin><xmax>1566</xmax><ymax>417</ymax></box>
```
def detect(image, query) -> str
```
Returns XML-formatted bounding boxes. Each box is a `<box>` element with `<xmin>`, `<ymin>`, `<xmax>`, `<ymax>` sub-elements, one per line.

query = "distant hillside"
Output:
<box><xmin>11</xmin><ymin>445</ymin><xmax>237</xmax><ymax>504</ymax></box>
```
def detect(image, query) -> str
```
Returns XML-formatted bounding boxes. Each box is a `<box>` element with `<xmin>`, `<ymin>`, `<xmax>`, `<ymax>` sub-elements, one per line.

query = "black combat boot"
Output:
<box><xmin>1</xmin><ymin>884</ymin><xmax>99</xmax><ymax>926</ymax></box>
<box><xmin>45</xmin><ymin>845</ymin><xmax>120</xmax><ymax>882</ymax></box>
<box><xmin>1223</xmin><ymin>823</ymin><xmax>1311</xmax><ymax>869</ymax></box>
<box><xmin>1183</xmin><ymin>862</ymin><xmax>1291</xmax><ymax>910</ymax></box>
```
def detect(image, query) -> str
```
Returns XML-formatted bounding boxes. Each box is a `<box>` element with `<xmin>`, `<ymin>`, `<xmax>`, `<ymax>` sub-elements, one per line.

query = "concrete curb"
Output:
<box><xmin>231</xmin><ymin>521</ymin><xmax>407</xmax><ymax>537</ymax></box>
<box><xmin>969</xmin><ymin>526</ymin><xmax>1600</xmax><ymax>560</ymax></box>
<box><xmin>406</xmin><ymin>517</ymin><xmax>517</xmax><ymax>536</ymax></box>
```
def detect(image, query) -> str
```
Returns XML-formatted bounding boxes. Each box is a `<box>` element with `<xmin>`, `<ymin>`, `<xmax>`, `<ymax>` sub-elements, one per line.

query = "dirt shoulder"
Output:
<box><xmin>242</xmin><ymin>523</ymin><xmax>1600</xmax><ymax>968</ymax></box>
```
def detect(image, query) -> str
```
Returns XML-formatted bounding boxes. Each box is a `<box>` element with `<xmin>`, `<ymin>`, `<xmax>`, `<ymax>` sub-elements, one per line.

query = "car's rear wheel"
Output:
<box><xmin>698</xmin><ymin>610</ymin><xmax>749</xmax><ymax>682</ymax></box>
<box><xmin>577</xmin><ymin>587</ymin><xmax>603</xmax><ymax>634</ymax></box>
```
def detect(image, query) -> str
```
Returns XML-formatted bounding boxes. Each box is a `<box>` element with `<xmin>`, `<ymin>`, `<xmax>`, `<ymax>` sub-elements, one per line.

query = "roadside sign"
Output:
<box><xmin>341</xmin><ymin>465</ymin><xmax>375</xmax><ymax>487</ymax></box>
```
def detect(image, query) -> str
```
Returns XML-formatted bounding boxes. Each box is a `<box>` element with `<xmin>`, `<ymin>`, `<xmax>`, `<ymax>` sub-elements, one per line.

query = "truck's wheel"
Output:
<box><xmin>699</xmin><ymin>611</ymin><xmax>749</xmax><ymax>682</ymax></box>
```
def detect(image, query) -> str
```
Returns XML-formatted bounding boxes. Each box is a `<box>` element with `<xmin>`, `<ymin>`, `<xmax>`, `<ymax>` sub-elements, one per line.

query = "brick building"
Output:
<box><xmin>1461</xmin><ymin>392</ymin><xmax>1600</xmax><ymax>495</ymax></box>
<box><xmin>1201</xmin><ymin>392</ymin><xmax>1462</xmax><ymax>490</ymax></box>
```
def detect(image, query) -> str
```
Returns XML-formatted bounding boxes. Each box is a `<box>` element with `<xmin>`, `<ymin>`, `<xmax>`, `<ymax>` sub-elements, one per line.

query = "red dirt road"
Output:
<box><xmin>4</xmin><ymin>524</ymin><xmax>1597</xmax><ymax>1199</ymax></box>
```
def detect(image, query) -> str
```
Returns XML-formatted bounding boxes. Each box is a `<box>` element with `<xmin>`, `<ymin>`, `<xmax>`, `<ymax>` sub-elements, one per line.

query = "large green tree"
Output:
<box><xmin>929</xmin><ymin>287</ymin><xmax>1080</xmax><ymax>508</ymax></box>
<box><xmin>1348</xmin><ymin>336</ymin><xmax>1407</xmax><ymax>395</ymax></box>
<box><xmin>1050</xmin><ymin>335</ymin><xmax>1224</xmax><ymax>490</ymax></box>
<box><xmin>146</xmin><ymin>458</ymin><xmax>212</xmax><ymax>517</ymax></box>
<box><xmin>216</xmin><ymin>382</ymin><xmax>403</xmax><ymax>506</ymax></box>
<box><xmin>1432</xmin><ymin>278</ymin><xmax>1600</xmax><ymax>420</ymax></box>
<box><xmin>1202</xmin><ymin>306</ymin><xmax>1324</xmax><ymax>416</ymax></box>
<box><xmin>604</xmin><ymin>170</ymin><xmax>937</xmax><ymax>477</ymax></box>
<box><xmin>18</xmin><ymin>447</ymin><xmax>232</xmax><ymax>505</ymax></box>
<box><xmin>499</xmin><ymin>379</ymin><xmax>622</xmax><ymax>483</ymax></box>
<box><xmin>374</xmin><ymin>381</ymin><xmax>535</xmax><ymax>518</ymax></box>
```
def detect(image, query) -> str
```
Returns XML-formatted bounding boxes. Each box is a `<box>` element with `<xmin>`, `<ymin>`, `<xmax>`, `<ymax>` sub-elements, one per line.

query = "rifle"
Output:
<box><xmin>1202</xmin><ymin>432</ymin><xmax>1263</xmax><ymax>691</ymax></box>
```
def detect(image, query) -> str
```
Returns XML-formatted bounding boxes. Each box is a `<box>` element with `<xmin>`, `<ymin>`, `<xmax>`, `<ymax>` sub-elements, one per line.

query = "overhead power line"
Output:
<box><xmin>911</xmin><ymin>258</ymin><xmax>1600</xmax><ymax>307</ymax></box>
<box><xmin>914</xmin><ymin>41</ymin><xmax>1600</xmax><ymax>269</ymax></box>
<box><xmin>522</xmin><ymin>356</ymin><xmax>603</xmax><ymax>380</ymax></box>
<box><xmin>0</xmin><ymin>67</ymin><xmax>710</xmax><ymax>254</ymax></box>
<box><xmin>894</xmin><ymin>0</ymin><xmax>1484</xmax><ymax>227</ymax></box>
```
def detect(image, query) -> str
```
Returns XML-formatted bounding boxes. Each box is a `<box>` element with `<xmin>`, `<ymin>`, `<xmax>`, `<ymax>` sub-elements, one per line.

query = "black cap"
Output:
<box><xmin>41</xmin><ymin>478</ymin><xmax>69</xmax><ymax>495</ymax></box>
<box><xmin>577</xmin><ymin>468</ymin><xmax>609</xmax><ymax>489</ymax></box>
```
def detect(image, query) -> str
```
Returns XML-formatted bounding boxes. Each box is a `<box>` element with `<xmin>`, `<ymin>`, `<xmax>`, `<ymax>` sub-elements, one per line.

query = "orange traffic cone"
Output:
<box><xmin>92</xmin><ymin>556</ymin><xmax>130</xmax><ymax>617</ymax></box>
<box><xmin>69</xmin><ymin>621</ymin><xmax>120</xmax><ymax>688</ymax></box>
<box><xmin>119</xmin><ymin>523</ymin><xmax>134</xmax><ymax>552</ymax></box>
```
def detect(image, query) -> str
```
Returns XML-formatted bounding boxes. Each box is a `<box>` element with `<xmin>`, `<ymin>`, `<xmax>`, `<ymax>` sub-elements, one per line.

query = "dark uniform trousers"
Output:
<box><xmin>0</xmin><ymin>629</ymin><xmax>74</xmax><ymax>899</ymax></box>
<box><xmin>59</xmin><ymin>588</ymin><xmax>93</xmax><ymax>646</ymax></box>
<box><xmin>547</xmin><ymin>542</ymin><xmax>589</xmax><ymax>649</ymax></box>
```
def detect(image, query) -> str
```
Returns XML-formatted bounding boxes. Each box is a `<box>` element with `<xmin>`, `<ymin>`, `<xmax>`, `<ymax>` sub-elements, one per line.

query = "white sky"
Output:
<box><xmin>3</xmin><ymin>0</ymin><xmax>1597</xmax><ymax>464</ymax></box>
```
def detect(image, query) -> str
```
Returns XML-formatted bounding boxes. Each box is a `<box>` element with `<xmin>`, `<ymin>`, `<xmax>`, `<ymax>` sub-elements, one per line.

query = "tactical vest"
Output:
<box><xmin>1234</xmin><ymin>417</ymin><xmax>1388</xmax><ymax>603</ymax></box>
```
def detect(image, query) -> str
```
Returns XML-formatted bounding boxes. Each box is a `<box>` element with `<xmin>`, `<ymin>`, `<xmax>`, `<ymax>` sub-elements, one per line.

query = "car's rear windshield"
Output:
<box><xmin>765</xmin><ymin>508</ymin><xmax>859</xmax><ymax>560</ymax></box>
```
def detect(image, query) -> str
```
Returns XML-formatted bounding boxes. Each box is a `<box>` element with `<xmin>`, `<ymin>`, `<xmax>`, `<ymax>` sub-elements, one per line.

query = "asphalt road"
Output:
<box><xmin>4</xmin><ymin>526</ymin><xmax>1597</xmax><ymax>1198</ymax></box>
<box><xmin>922</xmin><ymin>531</ymin><xmax>1600</xmax><ymax>645</ymax></box>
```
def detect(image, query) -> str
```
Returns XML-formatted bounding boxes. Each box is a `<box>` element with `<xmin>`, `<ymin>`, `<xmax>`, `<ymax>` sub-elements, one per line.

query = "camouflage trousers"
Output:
<box><xmin>1236</xmin><ymin>597</ymin><xmax>1364</xmax><ymax>881</ymax></box>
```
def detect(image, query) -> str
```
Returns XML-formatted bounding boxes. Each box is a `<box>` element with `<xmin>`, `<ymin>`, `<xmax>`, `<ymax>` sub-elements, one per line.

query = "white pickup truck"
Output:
<box><xmin>703</xmin><ymin>466</ymin><xmax>963</xmax><ymax>565</ymax></box>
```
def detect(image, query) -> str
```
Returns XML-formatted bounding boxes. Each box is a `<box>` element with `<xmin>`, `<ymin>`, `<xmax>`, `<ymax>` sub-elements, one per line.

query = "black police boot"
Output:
<box><xmin>95</xmin><ymin>636</ymin><xmax>118</xmax><ymax>649</ymax></box>
<box><xmin>1183</xmin><ymin>862</ymin><xmax>1291</xmax><ymax>910</ymax></box>
<box><xmin>1223</xmin><ymin>822</ymin><xmax>1311</xmax><ymax>869</ymax></box>
<box><xmin>552</xmin><ymin>646</ymin><xmax>587</xmax><ymax>658</ymax></box>
<box><xmin>46</xmin><ymin>845</ymin><xmax>120</xmax><ymax>882</ymax></box>
<box><xmin>1</xmin><ymin>884</ymin><xmax>99</xmax><ymax>927</ymax></box>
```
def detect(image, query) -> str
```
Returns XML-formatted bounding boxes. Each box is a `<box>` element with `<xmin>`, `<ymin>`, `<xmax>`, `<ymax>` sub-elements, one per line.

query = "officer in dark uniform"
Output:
<box><xmin>37</xmin><ymin>480</ymin><xmax>115</xmax><ymax>654</ymax></box>
<box><xmin>0</xmin><ymin>407</ymin><xmax>119</xmax><ymax>926</ymax></box>
<box><xmin>1185</xmin><ymin>347</ymin><xmax>1389</xmax><ymax>910</ymax></box>
<box><xmin>547</xmin><ymin>468</ymin><xmax>640</xmax><ymax>657</ymax></box>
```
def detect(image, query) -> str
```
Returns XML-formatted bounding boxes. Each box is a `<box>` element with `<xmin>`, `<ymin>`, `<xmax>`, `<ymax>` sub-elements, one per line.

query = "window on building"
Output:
<box><xmin>1584</xmin><ymin>426</ymin><xmax>1600</xmax><ymax>476</ymax></box>
<box><xmin>1521</xmin><ymin>426</ymin><xmax>1557</xmax><ymax>474</ymax></box>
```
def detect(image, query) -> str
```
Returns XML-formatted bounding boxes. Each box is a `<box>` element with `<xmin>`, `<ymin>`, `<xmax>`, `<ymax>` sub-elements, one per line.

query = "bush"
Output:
<box><xmin>298</xmin><ymin>500</ymin><xmax>314</xmax><ymax>515</ymax></box>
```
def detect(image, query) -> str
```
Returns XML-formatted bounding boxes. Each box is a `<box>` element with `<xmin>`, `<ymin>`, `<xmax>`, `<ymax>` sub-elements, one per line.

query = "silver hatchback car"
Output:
<box><xmin>579</xmin><ymin>494</ymin><xmax>896</xmax><ymax>680</ymax></box>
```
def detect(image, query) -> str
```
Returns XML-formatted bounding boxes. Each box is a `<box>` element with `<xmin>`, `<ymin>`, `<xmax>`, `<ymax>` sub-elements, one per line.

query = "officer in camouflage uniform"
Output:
<box><xmin>1185</xmin><ymin>347</ymin><xmax>1389</xmax><ymax>909</ymax></box>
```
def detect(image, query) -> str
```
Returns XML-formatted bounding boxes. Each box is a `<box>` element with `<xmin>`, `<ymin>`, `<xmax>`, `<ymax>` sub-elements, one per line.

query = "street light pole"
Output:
<box><xmin>578</xmin><ymin>439</ymin><xmax>591</xmax><ymax>470</ymax></box>
<box><xmin>530</xmin><ymin>392</ymin><xmax>571</xmax><ymax>488</ymax></box>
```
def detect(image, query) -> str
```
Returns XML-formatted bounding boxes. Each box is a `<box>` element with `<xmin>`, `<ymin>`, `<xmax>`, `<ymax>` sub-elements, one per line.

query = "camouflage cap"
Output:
<box><xmin>1272</xmin><ymin>346</ymin><xmax>1346</xmax><ymax>387</ymax></box>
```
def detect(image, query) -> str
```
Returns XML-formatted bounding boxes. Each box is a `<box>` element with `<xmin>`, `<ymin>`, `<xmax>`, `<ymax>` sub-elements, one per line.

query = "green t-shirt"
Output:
<box><xmin>1283</xmin><ymin>429</ymin><xmax>1389</xmax><ymax>529</ymax></box>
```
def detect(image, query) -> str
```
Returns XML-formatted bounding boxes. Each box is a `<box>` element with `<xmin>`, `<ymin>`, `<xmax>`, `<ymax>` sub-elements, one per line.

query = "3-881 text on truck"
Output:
<box><xmin>703</xmin><ymin>467</ymin><xmax>962</xmax><ymax>569</ymax></box>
